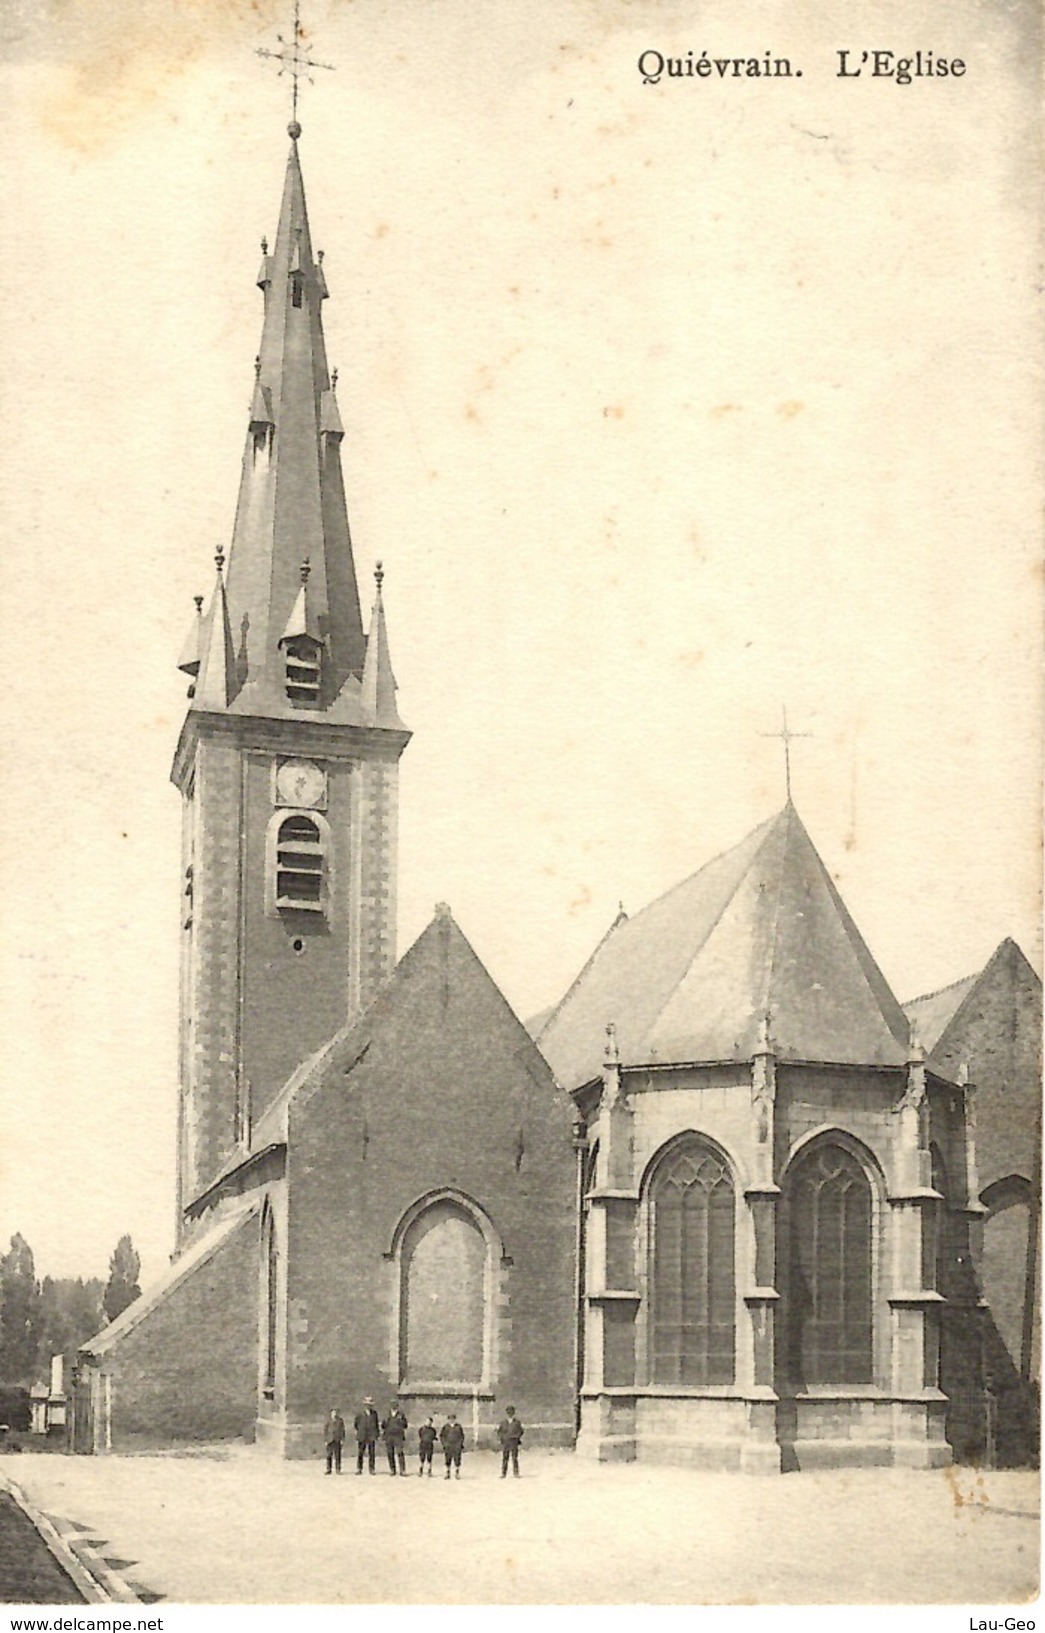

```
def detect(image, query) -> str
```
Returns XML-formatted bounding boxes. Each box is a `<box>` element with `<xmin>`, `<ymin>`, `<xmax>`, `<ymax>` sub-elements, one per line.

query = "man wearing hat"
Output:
<box><xmin>381</xmin><ymin>1400</ymin><xmax>409</xmax><ymax>1476</ymax></box>
<box><xmin>354</xmin><ymin>1396</ymin><xmax>380</xmax><ymax>1475</ymax></box>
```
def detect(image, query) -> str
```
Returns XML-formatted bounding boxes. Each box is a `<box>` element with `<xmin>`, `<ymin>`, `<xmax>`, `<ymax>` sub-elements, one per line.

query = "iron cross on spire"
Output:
<box><xmin>760</xmin><ymin>705</ymin><xmax>812</xmax><ymax>800</ymax></box>
<box><xmin>256</xmin><ymin>0</ymin><xmax>335</xmax><ymax>129</ymax></box>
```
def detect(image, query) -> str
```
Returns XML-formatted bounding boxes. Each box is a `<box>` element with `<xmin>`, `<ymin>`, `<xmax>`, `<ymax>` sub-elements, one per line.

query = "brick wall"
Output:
<box><xmin>186</xmin><ymin>736</ymin><xmax>244</xmax><ymax>1200</ymax></box>
<box><xmin>100</xmin><ymin>1211</ymin><xmax>260</xmax><ymax>1447</ymax></box>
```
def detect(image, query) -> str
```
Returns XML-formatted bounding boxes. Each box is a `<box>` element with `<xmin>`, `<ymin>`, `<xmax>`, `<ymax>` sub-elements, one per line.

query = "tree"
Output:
<box><xmin>103</xmin><ymin>1235</ymin><xmax>141</xmax><ymax>1323</ymax></box>
<box><xmin>0</xmin><ymin>1234</ymin><xmax>42</xmax><ymax>1383</ymax></box>
<box><xmin>38</xmin><ymin>1277</ymin><xmax>105</xmax><ymax>1362</ymax></box>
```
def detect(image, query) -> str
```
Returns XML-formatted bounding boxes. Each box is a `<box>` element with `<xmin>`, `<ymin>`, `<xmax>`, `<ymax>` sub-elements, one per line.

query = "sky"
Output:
<box><xmin>0</xmin><ymin>0</ymin><xmax>1040</xmax><ymax>1288</ymax></box>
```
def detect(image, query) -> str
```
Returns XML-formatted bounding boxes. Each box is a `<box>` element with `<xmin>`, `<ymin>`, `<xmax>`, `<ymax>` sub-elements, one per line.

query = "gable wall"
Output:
<box><xmin>282</xmin><ymin>920</ymin><xmax>578</xmax><ymax>1455</ymax></box>
<box><xmin>932</xmin><ymin>951</ymin><xmax>1042</xmax><ymax>1189</ymax></box>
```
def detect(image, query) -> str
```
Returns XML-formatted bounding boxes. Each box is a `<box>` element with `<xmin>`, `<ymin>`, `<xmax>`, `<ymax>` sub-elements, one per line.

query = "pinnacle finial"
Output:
<box><xmin>194</xmin><ymin>594</ymin><xmax>204</xmax><ymax>613</ymax></box>
<box><xmin>374</xmin><ymin>560</ymin><xmax>384</xmax><ymax>591</ymax></box>
<box><xmin>254</xmin><ymin>354</ymin><xmax>262</xmax><ymax>379</ymax></box>
<box><xmin>300</xmin><ymin>557</ymin><xmax>311</xmax><ymax>584</ymax></box>
<box><xmin>330</xmin><ymin>367</ymin><xmax>338</xmax><ymax>389</ymax></box>
<box><xmin>261</xmin><ymin>236</ymin><xmax>268</xmax><ymax>255</ymax></box>
<box><xmin>215</xmin><ymin>546</ymin><xmax>225</xmax><ymax>574</ymax></box>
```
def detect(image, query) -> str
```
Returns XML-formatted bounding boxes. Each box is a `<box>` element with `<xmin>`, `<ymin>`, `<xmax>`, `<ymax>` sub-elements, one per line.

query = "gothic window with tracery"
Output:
<box><xmin>787</xmin><ymin>1142</ymin><xmax>873</xmax><ymax>1385</ymax></box>
<box><xmin>650</xmin><ymin>1141</ymin><xmax>735</xmax><ymax>1385</ymax></box>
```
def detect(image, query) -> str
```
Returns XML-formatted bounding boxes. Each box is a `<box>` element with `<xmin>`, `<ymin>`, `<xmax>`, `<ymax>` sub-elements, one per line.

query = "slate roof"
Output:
<box><xmin>903</xmin><ymin>971</ymin><xmax>980</xmax><ymax>1053</ymax></box>
<box><xmin>535</xmin><ymin>802</ymin><xmax>913</xmax><ymax>1090</ymax></box>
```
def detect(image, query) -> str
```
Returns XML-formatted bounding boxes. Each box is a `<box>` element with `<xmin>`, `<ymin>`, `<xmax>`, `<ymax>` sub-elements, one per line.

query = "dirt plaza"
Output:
<box><xmin>2</xmin><ymin>1447</ymin><xmax>1038</xmax><ymax>1606</ymax></box>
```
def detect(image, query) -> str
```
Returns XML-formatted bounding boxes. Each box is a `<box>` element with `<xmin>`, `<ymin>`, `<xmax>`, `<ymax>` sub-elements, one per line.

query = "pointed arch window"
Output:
<box><xmin>399</xmin><ymin>1199</ymin><xmax>491</xmax><ymax>1389</ymax></box>
<box><xmin>650</xmin><ymin>1141</ymin><xmax>736</xmax><ymax>1385</ymax></box>
<box><xmin>786</xmin><ymin>1142</ymin><xmax>873</xmax><ymax>1385</ymax></box>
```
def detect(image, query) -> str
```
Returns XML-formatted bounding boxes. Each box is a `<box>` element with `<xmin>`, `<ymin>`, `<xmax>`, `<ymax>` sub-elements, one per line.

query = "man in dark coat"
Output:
<box><xmin>417</xmin><ymin>1416</ymin><xmax>437</xmax><ymax>1477</ymax></box>
<box><xmin>440</xmin><ymin>1411</ymin><xmax>465</xmax><ymax>1479</ymax></box>
<box><xmin>324</xmin><ymin>1407</ymin><xmax>346</xmax><ymax>1474</ymax></box>
<box><xmin>382</xmin><ymin>1401</ymin><xmax>408</xmax><ymax>1475</ymax></box>
<box><xmin>354</xmin><ymin>1396</ymin><xmax>380</xmax><ymax>1475</ymax></box>
<box><xmin>497</xmin><ymin>1405</ymin><xmax>524</xmax><ymax>1477</ymax></box>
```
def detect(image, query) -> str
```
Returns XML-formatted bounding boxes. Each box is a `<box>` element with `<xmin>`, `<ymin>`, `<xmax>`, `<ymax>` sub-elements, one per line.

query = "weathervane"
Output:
<box><xmin>760</xmin><ymin>705</ymin><xmax>812</xmax><ymax>800</ymax></box>
<box><xmin>256</xmin><ymin>0</ymin><xmax>335</xmax><ymax>131</ymax></box>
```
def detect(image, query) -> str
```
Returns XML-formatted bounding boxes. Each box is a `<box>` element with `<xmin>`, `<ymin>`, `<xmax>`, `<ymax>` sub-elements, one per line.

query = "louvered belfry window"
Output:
<box><xmin>275</xmin><ymin>815</ymin><xmax>324</xmax><ymax>910</ymax></box>
<box><xmin>788</xmin><ymin>1143</ymin><xmax>873</xmax><ymax>1384</ymax></box>
<box><xmin>651</xmin><ymin>1143</ymin><xmax>735</xmax><ymax>1385</ymax></box>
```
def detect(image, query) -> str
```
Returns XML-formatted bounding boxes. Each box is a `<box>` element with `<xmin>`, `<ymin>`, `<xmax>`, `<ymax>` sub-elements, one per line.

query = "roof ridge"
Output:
<box><xmin>903</xmin><ymin>969</ymin><xmax>978</xmax><ymax>1008</ymax></box>
<box><xmin>757</xmin><ymin>801</ymin><xmax>792</xmax><ymax>1029</ymax></box>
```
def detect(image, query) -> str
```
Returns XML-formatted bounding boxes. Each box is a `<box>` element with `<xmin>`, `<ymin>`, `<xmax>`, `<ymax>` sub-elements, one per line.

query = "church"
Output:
<box><xmin>70</xmin><ymin>119</ymin><xmax>1041</xmax><ymax>1473</ymax></box>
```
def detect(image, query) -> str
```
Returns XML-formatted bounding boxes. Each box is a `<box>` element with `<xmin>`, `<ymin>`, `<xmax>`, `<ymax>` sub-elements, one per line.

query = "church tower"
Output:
<box><xmin>171</xmin><ymin>122</ymin><xmax>409</xmax><ymax>1230</ymax></box>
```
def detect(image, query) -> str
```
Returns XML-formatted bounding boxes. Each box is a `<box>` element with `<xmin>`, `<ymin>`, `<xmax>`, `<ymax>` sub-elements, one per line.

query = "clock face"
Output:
<box><xmin>276</xmin><ymin>759</ymin><xmax>326</xmax><ymax>809</ymax></box>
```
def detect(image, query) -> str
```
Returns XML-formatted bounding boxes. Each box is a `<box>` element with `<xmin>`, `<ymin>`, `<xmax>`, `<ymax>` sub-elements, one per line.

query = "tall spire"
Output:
<box><xmin>192</xmin><ymin>130</ymin><xmax>368</xmax><ymax>720</ymax></box>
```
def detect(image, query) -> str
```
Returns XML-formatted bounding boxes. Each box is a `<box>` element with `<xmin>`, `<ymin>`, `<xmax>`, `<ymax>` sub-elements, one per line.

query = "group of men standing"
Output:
<box><xmin>324</xmin><ymin>1399</ymin><xmax>524</xmax><ymax>1479</ymax></box>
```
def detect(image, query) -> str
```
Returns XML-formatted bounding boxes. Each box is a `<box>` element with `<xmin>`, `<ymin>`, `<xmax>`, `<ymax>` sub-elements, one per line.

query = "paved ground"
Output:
<box><xmin>2</xmin><ymin>1448</ymin><xmax>1039</xmax><ymax>1605</ymax></box>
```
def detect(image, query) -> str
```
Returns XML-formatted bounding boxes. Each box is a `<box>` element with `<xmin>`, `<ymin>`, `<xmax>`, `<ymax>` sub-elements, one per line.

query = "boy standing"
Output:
<box><xmin>324</xmin><ymin>1407</ymin><xmax>345</xmax><ymax>1474</ymax></box>
<box><xmin>417</xmin><ymin>1416</ymin><xmax>437</xmax><ymax>1476</ymax></box>
<box><xmin>497</xmin><ymin>1405</ymin><xmax>524</xmax><ymax>1477</ymax></box>
<box><xmin>440</xmin><ymin>1411</ymin><xmax>465</xmax><ymax>1479</ymax></box>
